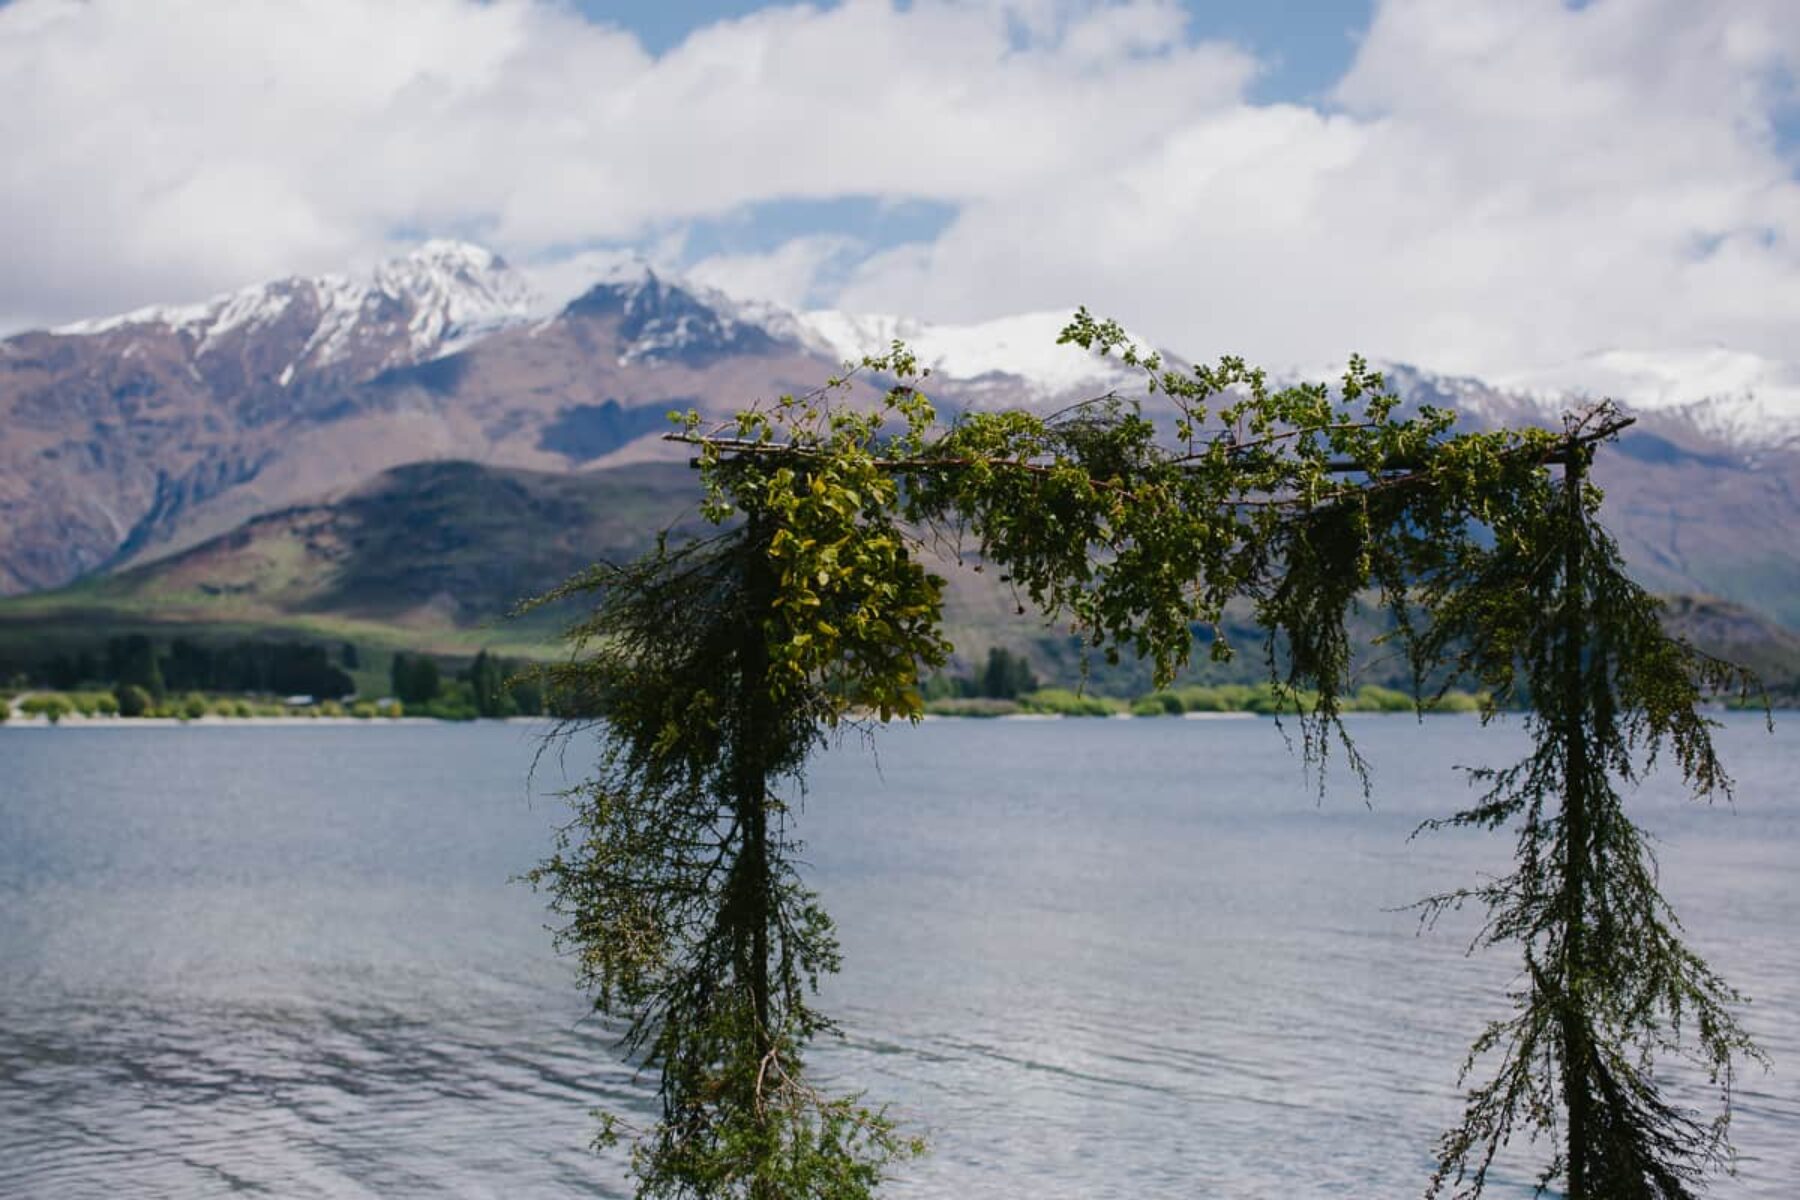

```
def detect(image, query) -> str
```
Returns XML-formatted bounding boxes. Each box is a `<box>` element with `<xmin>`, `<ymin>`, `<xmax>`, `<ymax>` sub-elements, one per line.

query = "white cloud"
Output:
<box><xmin>835</xmin><ymin>0</ymin><xmax>1800</xmax><ymax>409</ymax></box>
<box><xmin>1329</xmin><ymin>0</ymin><xmax>1800</xmax><ymax>364</ymax></box>
<box><xmin>0</xmin><ymin>0</ymin><xmax>1251</xmax><ymax>325</ymax></box>
<box><xmin>4</xmin><ymin>0</ymin><xmax>1799</xmax><ymax>413</ymax></box>
<box><xmin>684</xmin><ymin>234</ymin><xmax>866</xmax><ymax>309</ymax></box>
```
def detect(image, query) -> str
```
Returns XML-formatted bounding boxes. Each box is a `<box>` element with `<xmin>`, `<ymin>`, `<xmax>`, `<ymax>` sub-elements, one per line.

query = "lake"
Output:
<box><xmin>1</xmin><ymin>716</ymin><xmax>1795</xmax><ymax>1198</ymax></box>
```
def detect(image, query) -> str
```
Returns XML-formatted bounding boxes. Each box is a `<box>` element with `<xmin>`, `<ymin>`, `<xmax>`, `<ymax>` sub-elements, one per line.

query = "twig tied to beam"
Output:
<box><xmin>668</xmin><ymin>410</ymin><xmax>1636</xmax><ymax>477</ymax></box>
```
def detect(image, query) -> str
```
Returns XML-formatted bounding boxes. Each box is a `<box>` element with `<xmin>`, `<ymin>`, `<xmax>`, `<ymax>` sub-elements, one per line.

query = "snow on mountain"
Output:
<box><xmin>49</xmin><ymin>237</ymin><xmax>1800</xmax><ymax>446</ymax></box>
<box><xmin>10</xmin><ymin>240</ymin><xmax>1800</xmax><ymax>629</ymax></box>
<box><xmin>548</xmin><ymin>262</ymin><xmax>1131</xmax><ymax>399</ymax></box>
<box><xmin>55</xmin><ymin>240</ymin><xmax>537</xmax><ymax>370</ymax></box>
<box><xmin>559</xmin><ymin>265</ymin><xmax>785</xmax><ymax>367</ymax></box>
<box><xmin>365</xmin><ymin>239</ymin><xmax>539</xmax><ymax>357</ymax></box>
<box><xmin>1247</xmin><ymin>353</ymin><xmax>1800</xmax><ymax>455</ymax></box>
<box><xmin>539</xmin><ymin>251</ymin><xmax>1137</xmax><ymax>401</ymax></box>
<box><xmin>769</xmin><ymin>309</ymin><xmax>1139</xmax><ymax>403</ymax></box>
<box><xmin>1491</xmin><ymin>346</ymin><xmax>1800</xmax><ymax>447</ymax></box>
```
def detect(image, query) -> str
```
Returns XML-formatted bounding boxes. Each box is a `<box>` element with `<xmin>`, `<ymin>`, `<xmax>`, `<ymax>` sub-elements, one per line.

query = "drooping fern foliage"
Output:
<box><xmin>524</xmin><ymin>383</ymin><xmax>948</xmax><ymax>1198</ymax></box>
<box><xmin>1412</xmin><ymin>412</ymin><xmax>1766</xmax><ymax>1199</ymax></box>
<box><xmin>526</xmin><ymin>327</ymin><xmax>1762</xmax><ymax>1199</ymax></box>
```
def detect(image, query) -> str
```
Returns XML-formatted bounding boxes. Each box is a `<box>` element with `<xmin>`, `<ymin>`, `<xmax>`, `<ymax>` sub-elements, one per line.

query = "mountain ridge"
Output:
<box><xmin>52</xmin><ymin>240</ymin><xmax>537</xmax><ymax>361</ymax></box>
<box><xmin>5</xmin><ymin>242</ymin><xmax>1799</xmax><ymax>636</ymax></box>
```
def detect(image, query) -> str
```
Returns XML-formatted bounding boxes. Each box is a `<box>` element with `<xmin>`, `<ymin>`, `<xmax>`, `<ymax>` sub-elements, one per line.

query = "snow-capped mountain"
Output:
<box><xmin>538</xmin><ymin>254</ymin><xmax>1138</xmax><ymax>403</ymax></box>
<box><xmin>561</xmin><ymin>268</ymin><xmax>784</xmax><ymax>367</ymax></box>
<box><xmin>1</xmin><ymin>242</ymin><xmax>539</xmax><ymax>595</ymax></box>
<box><xmin>0</xmin><ymin>246</ymin><xmax>835</xmax><ymax>594</ymax></box>
<box><xmin>779</xmin><ymin>309</ymin><xmax>1142</xmax><ymax>403</ymax></box>
<box><xmin>555</xmin><ymin>262</ymin><xmax>1800</xmax><ymax>448</ymax></box>
<box><xmin>1352</xmin><ymin>359</ymin><xmax>1800</xmax><ymax>459</ymax></box>
<box><xmin>5</xmin><ymin>241</ymin><xmax>1800</xmax><ymax>632</ymax></box>
<box><xmin>54</xmin><ymin>240</ymin><xmax>536</xmax><ymax>383</ymax></box>
<box><xmin>1492</xmin><ymin>346</ymin><xmax>1800</xmax><ymax>449</ymax></box>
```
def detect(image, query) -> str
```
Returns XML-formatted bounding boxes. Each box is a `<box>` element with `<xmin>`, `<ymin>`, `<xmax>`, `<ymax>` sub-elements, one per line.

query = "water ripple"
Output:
<box><xmin>2</xmin><ymin>719</ymin><xmax>1796</xmax><ymax>1197</ymax></box>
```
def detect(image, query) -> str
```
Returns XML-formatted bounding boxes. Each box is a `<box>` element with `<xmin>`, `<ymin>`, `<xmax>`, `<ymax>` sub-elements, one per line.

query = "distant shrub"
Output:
<box><xmin>1235</xmin><ymin>682</ymin><xmax>1319</xmax><ymax>715</ymax></box>
<box><xmin>1019</xmin><ymin>688</ymin><xmax>1126</xmax><ymax>717</ymax></box>
<box><xmin>1236</xmin><ymin>684</ymin><xmax>1280</xmax><ymax>714</ymax></box>
<box><xmin>390</xmin><ymin>653</ymin><xmax>442</xmax><ymax>705</ymax></box>
<box><xmin>419</xmin><ymin>697</ymin><xmax>478</xmax><ymax>721</ymax></box>
<box><xmin>1431</xmin><ymin>690</ymin><xmax>1483</xmax><ymax>713</ymax></box>
<box><xmin>1352</xmin><ymin>684</ymin><xmax>1415</xmax><ymax>713</ymax></box>
<box><xmin>380</xmin><ymin>699</ymin><xmax>405</xmax><ymax>719</ymax></box>
<box><xmin>318</xmin><ymin>699</ymin><xmax>346</xmax><ymax>718</ymax></box>
<box><xmin>91</xmin><ymin>693</ymin><xmax>119</xmax><ymax>717</ymax></box>
<box><xmin>114</xmin><ymin>684</ymin><xmax>153</xmax><ymax>718</ymax></box>
<box><xmin>1132</xmin><ymin>691</ymin><xmax>1185</xmax><ymax>716</ymax></box>
<box><xmin>21</xmin><ymin>694</ymin><xmax>74</xmax><ymax>723</ymax></box>
<box><xmin>64</xmin><ymin>692</ymin><xmax>98</xmax><ymax>716</ymax></box>
<box><xmin>923</xmin><ymin>697</ymin><xmax>1020</xmax><ymax>718</ymax></box>
<box><xmin>1169</xmin><ymin>684</ymin><xmax>1252</xmax><ymax>712</ymax></box>
<box><xmin>351</xmin><ymin>700</ymin><xmax>378</xmax><ymax>720</ymax></box>
<box><xmin>506</xmin><ymin>672</ymin><xmax>546</xmax><ymax>717</ymax></box>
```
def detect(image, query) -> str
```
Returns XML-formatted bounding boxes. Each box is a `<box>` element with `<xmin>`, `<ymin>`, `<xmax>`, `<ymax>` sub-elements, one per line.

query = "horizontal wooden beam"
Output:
<box><xmin>676</xmin><ymin>412</ymin><xmax>1636</xmax><ymax>476</ymax></box>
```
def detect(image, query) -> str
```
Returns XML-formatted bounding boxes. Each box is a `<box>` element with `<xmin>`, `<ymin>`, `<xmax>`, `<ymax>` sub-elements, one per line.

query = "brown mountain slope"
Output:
<box><xmin>2</xmin><ymin>460</ymin><xmax>703</xmax><ymax>636</ymax></box>
<box><xmin>0</xmin><ymin>249</ymin><xmax>861</xmax><ymax>595</ymax></box>
<box><xmin>5</xmin><ymin>250</ymin><xmax>1800</xmax><ymax>639</ymax></box>
<box><xmin>1372</xmin><ymin>368</ymin><xmax>1800</xmax><ymax>629</ymax></box>
<box><xmin>7</xmin><ymin>454</ymin><xmax>1796</xmax><ymax>700</ymax></box>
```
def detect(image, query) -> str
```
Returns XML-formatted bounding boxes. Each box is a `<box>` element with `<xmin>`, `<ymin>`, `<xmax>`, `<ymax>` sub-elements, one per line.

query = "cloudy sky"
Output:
<box><xmin>5</xmin><ymin>0</ymin><xmax>1799</xmax><ymax>405</ymax></box>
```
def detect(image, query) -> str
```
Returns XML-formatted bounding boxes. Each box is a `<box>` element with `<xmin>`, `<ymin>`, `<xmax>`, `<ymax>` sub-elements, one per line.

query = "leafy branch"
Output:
<box><xmin>529</xmin><ymin>323</ymin><xmax>1762</xmax><ymax>1199</ymax></box>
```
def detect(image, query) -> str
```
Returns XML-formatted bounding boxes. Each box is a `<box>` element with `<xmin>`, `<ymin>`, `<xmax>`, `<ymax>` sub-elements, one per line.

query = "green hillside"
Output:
<box><xmin>4</xmin><ymin>457</ymin><xmax>1797</xmax><ymax>703</ymax></box>
<box><xmin>0</xmin><ymin>460</ymin><xmax>703</xmax><ymax>674</ymax></box>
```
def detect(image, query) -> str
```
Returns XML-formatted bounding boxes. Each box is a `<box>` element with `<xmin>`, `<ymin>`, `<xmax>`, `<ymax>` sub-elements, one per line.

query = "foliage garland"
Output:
<box><xmin>1412</xmin><ymin>417</ymin><xmax>1765</xmax><ymax>1199</ymax></box>
<box><xmin>527</xmin><ymin>321</ymin><xmax>1761</xmax><ymax>1198</ymax></box>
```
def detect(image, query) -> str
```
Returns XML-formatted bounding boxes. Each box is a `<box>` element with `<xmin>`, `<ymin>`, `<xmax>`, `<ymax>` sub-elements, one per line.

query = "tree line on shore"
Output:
<box><xmin>0</xmin><ymin>635</ymin><xmax>1740</xmax><ymax>727</ymax></box>
<box><xmin>918</xmin><ymin>646</ymin><xmax>1487</xmax><ymax>715</ymax></box>
<box><xmin>0</xmin><ymin>636</ymin><xmax>547</xmax><ymax>722</ymax></box>
<box><xmin>10</xmin><ymin>634</ymin><xmax>359</xmax><ymax>699</ymax></box>
<box><xmin>926</xmin><ymin>678</ymin><xmax>1486</xmax><ymax>717</ymax></box>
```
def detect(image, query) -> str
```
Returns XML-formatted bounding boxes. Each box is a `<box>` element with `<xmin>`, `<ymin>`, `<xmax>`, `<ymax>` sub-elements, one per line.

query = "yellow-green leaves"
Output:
<box><xmin>545</xmin><ymin>321</ymin><xmax>1743</xmax><ymax>1200</ymax></box>
<box><xmin>689</xmin><ymin>379</ymin><xmax>952</xmax><ymax>727</ymax></box>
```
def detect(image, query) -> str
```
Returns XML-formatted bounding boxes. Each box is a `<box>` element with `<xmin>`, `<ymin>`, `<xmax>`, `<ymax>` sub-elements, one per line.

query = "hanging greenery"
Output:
<box><xmin>1411</xmin><ymin>413</ymin><xmax>1766</xmax><ymax>1199</ymax></box>
<box><xmin>527</xmin><ymin>322</ymin><xmax>1761</xmax><ymax>1199</ymax></box>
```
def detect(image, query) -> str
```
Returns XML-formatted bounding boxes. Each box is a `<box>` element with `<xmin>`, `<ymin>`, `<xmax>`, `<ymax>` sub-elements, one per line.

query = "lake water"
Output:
<box><xmin>1</xmin><ymin>716</ymin><xmax>1795</xmax><ymax>1198</ymax></box>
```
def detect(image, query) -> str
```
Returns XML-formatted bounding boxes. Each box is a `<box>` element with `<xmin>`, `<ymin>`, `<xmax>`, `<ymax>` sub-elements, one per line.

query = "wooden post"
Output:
<box><xmin>1559</xmin><ymin>446</ymin><xmax>1592</xmax><ymax>1197</ymax></box>
<box><xmin>734</xmin><ymin>509</ymin><xmax>778</xmax><ymax>1198</ymax></box>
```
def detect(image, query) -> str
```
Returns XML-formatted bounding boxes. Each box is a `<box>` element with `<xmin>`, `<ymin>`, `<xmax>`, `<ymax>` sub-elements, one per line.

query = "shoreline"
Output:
<box><xmin>0</xmin><ymin>714</ymin><xmax>554</xmax><ymax>728</ymax></box>
<box><xmin>5</xmin><ymin>708</ymin><xmax>1770</xmax><ymax>728</ymax></box>
<box><xmin>2</xmin><ymin>710</ymin><xmax>1482</xmax><ymax>729</ymax></box>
